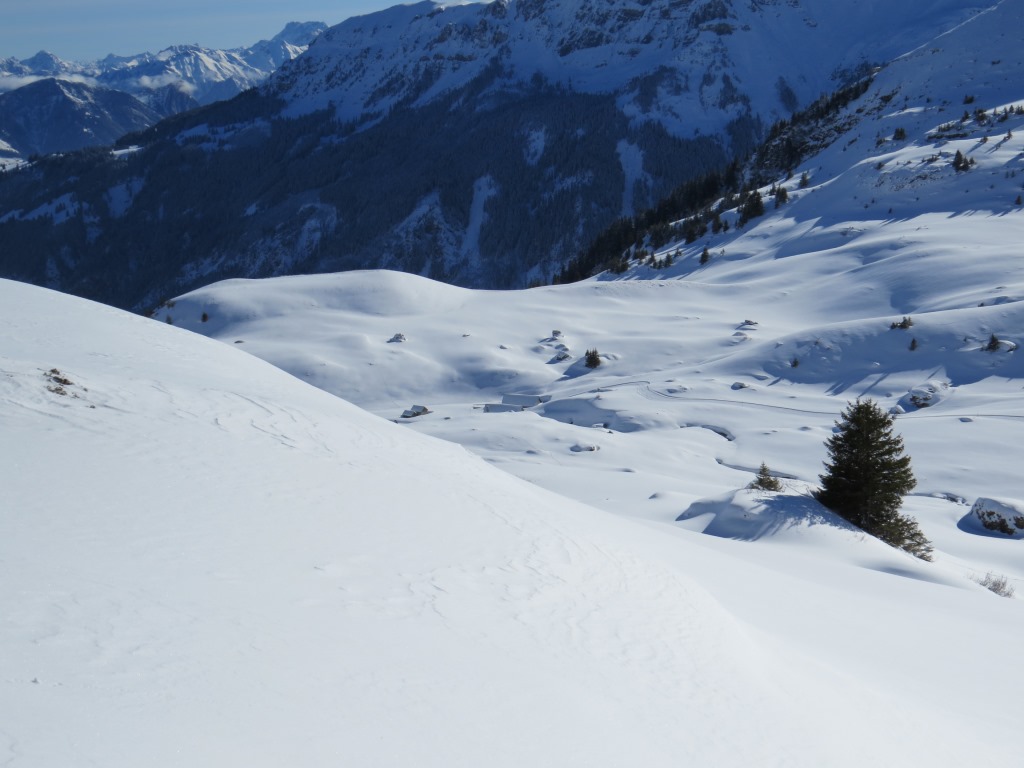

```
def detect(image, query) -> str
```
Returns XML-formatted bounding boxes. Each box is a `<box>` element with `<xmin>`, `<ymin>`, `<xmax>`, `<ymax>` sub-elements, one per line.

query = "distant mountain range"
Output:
<box><xmin>0</xmin><ymin>0</ymin><xmax>1007</xmax><ymax>311</ymax></box>
<box><xmin>0</xmin><ymin>22</ymin><xmax>326</xmax><ymax>157</ymax></box>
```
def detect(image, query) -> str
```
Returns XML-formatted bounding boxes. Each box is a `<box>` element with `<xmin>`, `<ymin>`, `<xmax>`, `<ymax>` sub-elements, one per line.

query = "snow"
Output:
<box><xmin>104</xmin><ymin>177</ymin><xmax>144</xmax><ymax>218</ymax></box>
<box><xmin>151</xmin><ymin>177</ymin><xmax>1024</xmax><ymax>762</ymax></box>
<box><xmin>967</xmin><ymin>497</ymin><xmax>1024</xmax><ymax>539</ymax></box>
<box><xmin>460</xmin><ymin>174</ymin><xmax>498</xmax><ymax>265</ymax></box>
<box><xmin>275</xmin><ymin>0</ymin><xmax>994</xmax><ymax>140</ymax></box>
<box><xmin>0</xmin><ymin>22</ymin><xmax>319</xmax><ymax>109</ymax></box>
<box><xmin>615</xmin><ymin>139</ymin><xmax>649</xmax><ymax>215</ymax></box>
<box><xmin>6</xmin><ymin>3</ymin><xmax>1024</xmax><ymax>764</ymax></box>
<box><xmin>522</xmin><ymin>125</ymin><xmax>546</xmax><ymax>165</ymax></box>
<box><xmin>5</xmin><ymin>277</ymin><xmax>1024</xmax><ymax>766</ymax></box>
<box><xmin>14</xmin><ymin>192</ymin><xmax>79</xmax><ymax>223</ymax></box>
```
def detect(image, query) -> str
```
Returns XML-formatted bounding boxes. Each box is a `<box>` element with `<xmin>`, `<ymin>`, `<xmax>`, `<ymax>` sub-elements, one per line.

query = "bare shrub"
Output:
<box><xmin>974</xmin><ymin>572</ymin><xmax>1015</xmax><ymax>598</ymax></box>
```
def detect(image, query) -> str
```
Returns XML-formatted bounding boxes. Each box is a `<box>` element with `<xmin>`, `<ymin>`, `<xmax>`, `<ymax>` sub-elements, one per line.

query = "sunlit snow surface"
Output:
<box><xmin>3</xmin><ymin>271</ymin><xmax>1022</xmax><ymax>765</ymax></box>
<box><xmin>82</xmin><ymin>149</ymin><xmax>1024</xmax><ymax>761</ymax></box>
<box><xmin>7</xmin><ymin>3</ymin><xmax>1024</xmax><ymax>764</ymax></box>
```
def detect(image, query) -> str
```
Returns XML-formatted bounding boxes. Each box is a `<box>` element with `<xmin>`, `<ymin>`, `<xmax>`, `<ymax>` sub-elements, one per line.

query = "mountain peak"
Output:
<box><xmin>270</xmin><ymin>21</ymin><xmax>329</xmax><ymax>47</ymax></box>
<box><xmin>20</xmin><ymin>50</ymin><xmax>67</xmax><ymax>73</ymax></box>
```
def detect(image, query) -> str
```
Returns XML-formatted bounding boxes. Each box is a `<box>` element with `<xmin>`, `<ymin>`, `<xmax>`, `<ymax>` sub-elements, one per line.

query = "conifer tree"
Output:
<box><xmin>750</xmin><ymin>462</ymin><xmax>782</xmax><ymax>492</ymax></box>
<box><xmin>738</xmin><ymin>189</ymin><xmax>765</xmax><ymax>226</ymax></box>
<box><xmin>584</xmin><ymin>348</ymin><xmax>602</xmax><ymax>368</ymax></box>
<box><xmin>817</xmin><ymin>399</ymin><xmax>931</xmax><ymax>559</ymax></box>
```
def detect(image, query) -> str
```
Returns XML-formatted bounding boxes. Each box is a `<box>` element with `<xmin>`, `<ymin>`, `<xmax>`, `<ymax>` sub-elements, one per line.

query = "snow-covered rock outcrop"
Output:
<box><xmin>967</xmin><ymin>497</ymin><xmax>1024</xmax><ymax>538</ymax></box>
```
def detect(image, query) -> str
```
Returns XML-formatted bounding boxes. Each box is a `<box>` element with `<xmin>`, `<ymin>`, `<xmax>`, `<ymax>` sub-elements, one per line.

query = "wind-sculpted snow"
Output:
<box><xmin>6</xmin><ymin>13</ymin><xmax>1024</xmax><ymax>765</ymax></box>
<box><xmin>155</xmin><ymin>10</ymin><xmax>1024</xmax><ymax>703</ymax></box>
<box><xmin>11</xmin><ymin>278</ymin><xmax>1024</xmax><ymax>765</ymax></box>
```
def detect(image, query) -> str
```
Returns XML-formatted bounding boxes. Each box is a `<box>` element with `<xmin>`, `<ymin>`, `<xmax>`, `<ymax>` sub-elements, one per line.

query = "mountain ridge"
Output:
<box><xmin>0</xmin><ymin>22</ymin><xmax>326</xmax><ymax>158</ymax></box>
<box><xmin>3</xmin><ymin>4</ymin><xmax>1024</xmax><ymax>761</ymax></box>
<box><xmin>0</xmin><ymin>0</ymin><xmax>1008</xmax><ymax>310</ymax></box>
<box><xmin>0</xmin><ymin>78</ymin><xmax>161</xmax><ymax>158</ymax></box>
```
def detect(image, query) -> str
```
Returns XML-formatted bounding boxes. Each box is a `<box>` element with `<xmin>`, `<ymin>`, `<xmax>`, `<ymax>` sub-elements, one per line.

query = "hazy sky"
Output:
<box><xmin>1</xmin><ymin>1</ymin><xmax>439</xmax><ymax>62</ymax></box>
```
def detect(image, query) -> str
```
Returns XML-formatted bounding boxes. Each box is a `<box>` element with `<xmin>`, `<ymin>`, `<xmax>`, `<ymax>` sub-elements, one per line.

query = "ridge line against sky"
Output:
<box><xmin>1</xmin><ymin>1</ymin><xmax>483</xmax><ymax>63</ymax></box>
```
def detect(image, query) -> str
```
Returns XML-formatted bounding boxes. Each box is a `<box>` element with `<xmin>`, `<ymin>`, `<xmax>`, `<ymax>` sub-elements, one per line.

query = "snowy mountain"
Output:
<box><xmin>154</xmin><ymin>0</ymin><xmax>1024</xmax><ymax>590</ymax></box>
<box><xmin>239</xmin><ymin>21</ymin><xmax>331</xmax><ymax>71</ymax></box>
<box><xmin>0</xmin><ymin>1</ymin><xmax>1003</xmax><ymax>310</ymax></box>
<box><xmin>0</xmin><ymin>22</ymin><xmax>326</xmax><ymax>157</ymax></box>
<box><xmin>273</xmin><ymin>0</ymin><xmax>983</xmax><ymax>132</ymax></box>
<box><xmin>0</xmin><ymin>22</ymin><xmax>327</xmax><ymax>104</ymax></box>
<box><xmin>0</xmin><ymin>78</ymin><xmax>160</xmax><ymax>157</ymax></box>
<box><xmin>5</xmin><ymin>5</ymin><xmax>1024</xmax><ymax>762</ymax></box>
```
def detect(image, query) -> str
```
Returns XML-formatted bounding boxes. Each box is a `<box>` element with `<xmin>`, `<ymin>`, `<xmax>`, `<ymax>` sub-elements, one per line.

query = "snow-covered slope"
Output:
<box><xmin>0</xmin><ymin>78</ymin><xmax>160</xmax><ymax>157</ymax></box>
<box><xmin>157</xmin><ymin>0</ymin><xmax>1024</xmax><ymax>598</ymax></box>
<box><xmin>275</xmin><ymin>0</ymin><xmax>988</xmax><ymax>134</ymax></box>
<box><xmin>5</xmin><ymin>277</ymin><xmax>1024</xmax><ymax>764</ymax></box>
<box><xmin>5</xmin><ymin>8</ymin><xmax>1024</xmax><ymax>763</ymax></box>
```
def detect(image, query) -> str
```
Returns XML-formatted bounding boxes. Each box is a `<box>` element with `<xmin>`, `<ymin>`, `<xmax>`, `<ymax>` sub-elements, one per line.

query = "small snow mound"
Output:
<box><xmin>570</xmin><ymin>443</ymin><xmax>600</xmax><ymax>452</ymax></box>
<box><xmin>676</xmin><ymin>489</ymin><xmax>856</xmax><ymax>542</ymax></box>
<box><xmin>964</xmin><ymin>497</ymin><xmax>1024</xmax><ymax>538</ymax></box>
<box><xmin>897</xmin><ymin>379</ymin><xmax>951</xmax><ymax>411</ymax></box>
<box><xmin>977</xmin><ymin>295</ymin><xmax>1022</xmax><ymax>307</ymax></box>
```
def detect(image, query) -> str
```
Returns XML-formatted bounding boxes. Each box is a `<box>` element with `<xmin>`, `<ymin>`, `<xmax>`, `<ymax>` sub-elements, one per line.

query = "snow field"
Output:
<box><xmin>7</xmin><ymin>2</ymin><xmax>1024</xmax><ymax>764</ymax></box>
<box><xmin>12</xmin><ymin>280</ymin><xmax>1024</xmax><ymax>765</ymax></box>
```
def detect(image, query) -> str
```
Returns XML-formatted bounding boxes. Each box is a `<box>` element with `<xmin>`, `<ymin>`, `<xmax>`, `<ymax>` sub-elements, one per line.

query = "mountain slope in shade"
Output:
<box><xmin>0</xmin><ymin>78</ymin><xmax>160</xmax><ymax>157</ymax></box>
<box><xmin>3</xmin><ymin>276</ymin><xmax>1024</xmax><ymax>766</ymax></box>
<box><xmin>273</xmin><ymin>0</ymin><xmax>989</xmax><ymax>136</ymax></box>
<box><xmin>0</xmin><ymin>2</ymin><xmax>1002</xmax><ymax>309</ymax></box>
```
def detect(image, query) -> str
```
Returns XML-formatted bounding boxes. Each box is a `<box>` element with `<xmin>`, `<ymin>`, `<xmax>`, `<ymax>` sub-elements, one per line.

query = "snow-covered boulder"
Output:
<box><xmin>966</xmin><ymin>497</ymin><xmax>1024</xmax><ymax>538</ymax></box>
<box><xmin>676</xmin><ymin>488</ymin><xmax>857</xmax><ymax>542</ymax></box>
<box><xmin>894</xmin><ymin>379</ymin><xmax>951</xmax><ymax>412</ymax></box>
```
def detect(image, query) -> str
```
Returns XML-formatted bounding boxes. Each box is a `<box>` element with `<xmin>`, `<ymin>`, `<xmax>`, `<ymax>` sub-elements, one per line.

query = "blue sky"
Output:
<box><xmin>1</xmin><ymin>1</ymin><xmax>427</xmax><ymax>62</ymax></box>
